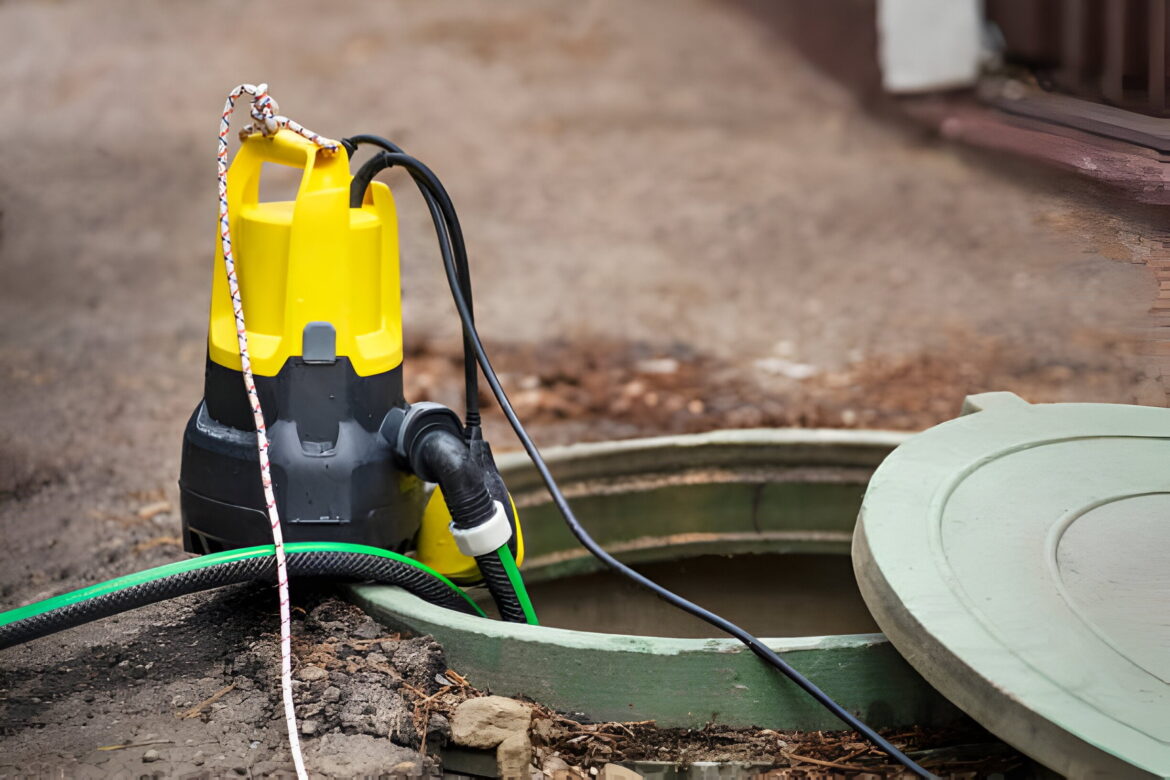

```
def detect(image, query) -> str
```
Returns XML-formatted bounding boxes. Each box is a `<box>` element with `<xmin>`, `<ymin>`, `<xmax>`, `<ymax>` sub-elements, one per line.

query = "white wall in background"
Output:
<box><xmin>878</xmin><ymin>0</ymin><xmax>984</xmax><ymax>93</ymax></box>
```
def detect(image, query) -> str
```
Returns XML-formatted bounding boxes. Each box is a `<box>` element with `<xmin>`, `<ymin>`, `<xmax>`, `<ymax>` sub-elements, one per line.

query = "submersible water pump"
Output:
<box><xmin>179</xmin><ymin>128</ymin><xmax>523</xmax><ymax>587</ymax></box>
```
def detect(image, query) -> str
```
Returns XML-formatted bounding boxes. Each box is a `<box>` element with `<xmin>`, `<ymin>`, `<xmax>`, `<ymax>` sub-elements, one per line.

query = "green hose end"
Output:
<box><xmin>497</xmin><ymin>544</ymin><xmax>538</xmax><ymax>625</ymax></box>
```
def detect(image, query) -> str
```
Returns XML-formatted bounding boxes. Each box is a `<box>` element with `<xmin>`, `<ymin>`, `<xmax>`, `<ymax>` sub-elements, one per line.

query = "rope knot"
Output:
<box><xmin>230</xmin><ymin>83</ymin><xmax>338</xmax><ymax>153</ymax></box>
<box><xmin>241</xmin><ymin>84</ymin><xmax>280</xmax><ymax>137</ymax></box>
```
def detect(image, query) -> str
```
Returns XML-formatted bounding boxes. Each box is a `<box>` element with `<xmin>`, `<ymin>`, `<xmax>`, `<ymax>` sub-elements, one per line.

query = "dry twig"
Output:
<box><xmin>97</xmin><ymin>740</ymin><xmax>174</xmax><ymax>752</ymax></box>
<box><xmin>177</xmin><ymin>683</ymin><xmax>236</xmax><ymax>720</ymax></box>
<box><xmin>782</xmin><ymin>751</ymin><xmax>874</xmax><ymax>772</ymax></box>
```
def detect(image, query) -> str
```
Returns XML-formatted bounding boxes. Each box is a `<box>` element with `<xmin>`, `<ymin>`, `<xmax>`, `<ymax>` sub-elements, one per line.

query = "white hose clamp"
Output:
<box><xmin>450</xmin><ymin>500</ymin><xmax>513</xmax><ymax>557</ymax></box>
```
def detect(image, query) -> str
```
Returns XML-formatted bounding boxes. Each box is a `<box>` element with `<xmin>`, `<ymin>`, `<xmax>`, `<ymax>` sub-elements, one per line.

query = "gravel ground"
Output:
<box><xmin>0</xmin><ymin>0</ymin><xmax>1164</xmax><ymax>776</ymax></box>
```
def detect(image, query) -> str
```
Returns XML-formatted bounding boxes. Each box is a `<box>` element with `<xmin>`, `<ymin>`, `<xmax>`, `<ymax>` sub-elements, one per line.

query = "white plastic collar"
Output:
<box><xmin>450</xmin><ymin>500</ymin><xmax>512</xmax><ymax>557</ymax></box>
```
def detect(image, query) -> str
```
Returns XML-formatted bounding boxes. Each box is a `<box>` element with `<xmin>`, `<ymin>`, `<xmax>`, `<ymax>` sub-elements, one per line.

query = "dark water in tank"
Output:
<box><xmin>487</xmin><ymin>553</ymin><xmax>880</xmax><ymax>639</ymax></box>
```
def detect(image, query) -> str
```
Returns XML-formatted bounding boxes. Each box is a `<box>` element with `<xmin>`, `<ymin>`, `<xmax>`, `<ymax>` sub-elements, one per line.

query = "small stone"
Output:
<box><xmin>301</xmin><ymin>719</ymin><xmax>319</xmax><ymax>736</ymax></box>
<box><xmin>142</xmin><ymin>749</ymin><xmax>161</xmax><ymax>763</ymax></box>
<box><xmin>352</xmin><ymin>618</ymin><xmax>380</xmax><ymax>639</ymax></box>
<box><xmin>542</xmin><ymin>755</ymin><xmax>572</xmax><ymax>775</ymax></box>
<box><xmin>754</xmin><ymin>357</ymin><xmax>819</xmax><ymax>380</ymax></box>
<box><xmin>390</xmin><ymin>761</ymin><xmax>418</xmax><ymax>776</ymax></box>
<box><xmin>296</xmin><ymin>665</ymin><xmax>328</xmax><ymax>682</ymax></box>
<box><xmin>496</xmin><ymin>731</ymin><xmax>532</xmax><ymax>779</ymax></box>
<box><xmin>365</xmin><ymin>652</ymin><xmax>389</xmax><ymax>665</ymax></box>
<box><xmin>427</xmin><ymin>713</ymin><xmax>451</xmax><ymax>743</ymax></box>
<box><xmin>193</xmin><ymin>751</ymin><xmax>205</xmax><ymax>766</ymax></box>
<box><xmin>635</xmin><ymin>357</ymin><xmax>679</xmax><ymax>375</ymax></box>
<box><xmin>451</xmin><ymin>696</ymin><xmax>532</xmax><ymax>749</ymax></box>
<box><xmin>322</xmin><ymin>685</ymin><xmax>342</xmax><ymax>703</ymax></box>
<box><xmin>391</xmin><ymin>637</ymin><xmax>445</xmax><ymax>687</ymax></box>
<box><xmin>531</xmin><ymin>717</ymin><xmax>556</xmax><ymax>743</ymax></box>
<box><xmin>599</xmin><ymin>764</ymin><xmax>642</xmax><ymax>779</ymax></box>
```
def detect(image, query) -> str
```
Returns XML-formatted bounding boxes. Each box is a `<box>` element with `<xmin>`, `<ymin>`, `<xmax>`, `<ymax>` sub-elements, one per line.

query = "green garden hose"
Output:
<box><xmin>496</xmin><ymin>545</ymin><xmax>538</xmax><ymax>625</ymax></box>
<box><xmin>0</xmin><ymin>541</ymin><xmax>483</xmax><ymax>650</ymax></box>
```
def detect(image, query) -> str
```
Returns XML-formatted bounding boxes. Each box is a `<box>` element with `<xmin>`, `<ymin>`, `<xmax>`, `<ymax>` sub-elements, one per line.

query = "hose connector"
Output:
<box><xmin>380</xmin><ymin>402</ymin><xmax>500</xmax><ymax>531</ymax></box>
<box><xmin>380</xmin><ymin>402</ymin><xmax>463</xmax><ymax>470</ymax></box>
<box><xmin>449</xmin><ymin>500</ymin><xmax>512</xmax><ymax>557</ymax></box>
<box><xmin>381</xmin><ymin>402</ymin><xmax>534</xmax><ymax>623</ymax></box>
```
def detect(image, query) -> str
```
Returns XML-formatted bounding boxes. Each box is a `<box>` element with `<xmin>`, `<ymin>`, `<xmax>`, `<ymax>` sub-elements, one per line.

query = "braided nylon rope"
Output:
<box><xmin>217</xmin><ymin>83</ymin><xmax>338</xmax><ymax>780</ymax></box>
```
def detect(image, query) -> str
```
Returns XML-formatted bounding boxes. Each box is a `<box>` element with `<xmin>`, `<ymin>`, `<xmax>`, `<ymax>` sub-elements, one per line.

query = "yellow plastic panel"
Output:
<box><xmin>416</xmin><ymin>488</ymin><xmax>525</xmax><ymax>584</ymax></box>
<box><xmin>208</xmin><ymin>130</ymin><xmax>403</xmax><ymax>377</ymax></box>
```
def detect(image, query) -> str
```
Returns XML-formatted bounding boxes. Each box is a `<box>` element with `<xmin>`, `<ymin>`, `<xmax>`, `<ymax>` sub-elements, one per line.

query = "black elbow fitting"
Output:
<box><xmin>380</xmin><ymin>403</ymin><xmax>530</xmax><ymax>621</ymax></box>
<box><xmin>412</xmin><ymin>431</ymin><xmax>496</xmax><ymax>530</ymax></box>
<box><xmin>380</xmin><ymin>403</ymin><xmax>496</xmax><ymax>530</ymax></box>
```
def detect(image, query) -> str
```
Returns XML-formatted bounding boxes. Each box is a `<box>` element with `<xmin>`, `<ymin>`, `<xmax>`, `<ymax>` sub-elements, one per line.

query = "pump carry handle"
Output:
<box><xmin>230</xmin><ymin>128</ymin><xmax>350</xmax><ymax>207</ymax></box>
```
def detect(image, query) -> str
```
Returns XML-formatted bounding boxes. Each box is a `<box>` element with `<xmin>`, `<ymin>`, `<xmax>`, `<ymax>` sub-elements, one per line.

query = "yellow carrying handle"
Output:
<box><xmin>211</xmin><ymin>127</ymin><xmax>411</xmax><ymax>378</ymax></box>
<box><xmin>228</xmin><ymin>129</ymin><xmax>350</xmax><ymax>208</ymax></box>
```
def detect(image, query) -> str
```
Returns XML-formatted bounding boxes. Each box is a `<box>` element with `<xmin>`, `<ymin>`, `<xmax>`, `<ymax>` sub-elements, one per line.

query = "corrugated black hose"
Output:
<box><xmin>471</xmin><ymin>552</ymin><xmax>529</xmax><ymax>623</ymax></box>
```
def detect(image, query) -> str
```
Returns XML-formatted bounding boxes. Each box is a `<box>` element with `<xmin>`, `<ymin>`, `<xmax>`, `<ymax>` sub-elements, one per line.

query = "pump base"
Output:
<box><xmin>179</xmin><ymin>357</ymin><xmax>425</xmax><ymax>554</ymax></box>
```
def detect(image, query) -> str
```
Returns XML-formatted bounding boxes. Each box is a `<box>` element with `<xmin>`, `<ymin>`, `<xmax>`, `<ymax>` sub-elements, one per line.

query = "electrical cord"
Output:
<box><xmin>352</xmin><ymin>146</ymin><xmax>935</xmax><ymax>779</ymax></box>
<box><xmin>343</xmin><ymin>135</ymin><xmax>481</xmax><ymax>429</ymax></box>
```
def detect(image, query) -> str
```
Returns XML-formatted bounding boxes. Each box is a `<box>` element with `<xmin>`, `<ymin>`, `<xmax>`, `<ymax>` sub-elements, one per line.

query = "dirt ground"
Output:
<box><xmin>0</xmin><ymin>592</ymin><xmax>1029</xmax><ymax>778</ymax></box>
<box><xmin>0</xmin><ymin>0</ymin><xmax>1166</xmax><ymax>776</ymax></box>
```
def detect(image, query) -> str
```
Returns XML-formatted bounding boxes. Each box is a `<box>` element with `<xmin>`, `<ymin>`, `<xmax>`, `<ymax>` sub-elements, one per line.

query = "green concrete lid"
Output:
<box><xmin>854</xmin><ymin>392</ymin><xmax>1170</xmax><ymax>778</ymax></box>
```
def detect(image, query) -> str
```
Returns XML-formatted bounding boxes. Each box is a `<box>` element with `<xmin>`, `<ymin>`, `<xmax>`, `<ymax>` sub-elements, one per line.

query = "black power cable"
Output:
<box><xmin>349</xmin><ymin>140</ymin><xmax>936</xmax><ymax>779</ymax></box>
<box><xmin>342</xmin><ymin>135</ymin><xmax>481</xmax><ymax>429</ymax></box>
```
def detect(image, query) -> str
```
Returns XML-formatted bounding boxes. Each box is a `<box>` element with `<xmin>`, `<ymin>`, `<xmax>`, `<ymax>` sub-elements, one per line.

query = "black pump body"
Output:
<box><xmin>179</xmin><ymin>355</ymin><xmax>426</xmax><ymax>554</ymax></box>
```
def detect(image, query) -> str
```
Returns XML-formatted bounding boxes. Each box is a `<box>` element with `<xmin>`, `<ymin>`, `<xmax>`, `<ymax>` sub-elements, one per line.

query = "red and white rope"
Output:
<box><xmin>217</xmin><ymin>83</ymin><xmax>337</xmax><ymax>780</ymax></box>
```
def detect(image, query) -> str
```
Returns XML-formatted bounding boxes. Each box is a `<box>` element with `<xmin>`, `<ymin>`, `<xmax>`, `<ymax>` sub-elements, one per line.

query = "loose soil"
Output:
<box><xmin>2</xmin><ymin>0</ymin><xmax>1168</xmax><ymax>776</ymax></box>
<box><xmin>2</xmin><ymin>593</ymin><xmax>1028</xmax><ymax>777</ymax></box>
<box><xmin>408</xmin><ymin>329</ymin><xmax>1146</xmax><ymax>447</ymax></box>
<box><xmin>530</xmin><ymin>713</ymin><xmax>1024</xmax><ymax>778</ymax></box>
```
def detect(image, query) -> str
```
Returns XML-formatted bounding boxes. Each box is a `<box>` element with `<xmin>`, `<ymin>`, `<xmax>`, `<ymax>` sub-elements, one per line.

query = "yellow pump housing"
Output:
<box><xmin>208</xmin><ymin>129</ymin><xmax>403</xmax><ymax>377</ymax></box>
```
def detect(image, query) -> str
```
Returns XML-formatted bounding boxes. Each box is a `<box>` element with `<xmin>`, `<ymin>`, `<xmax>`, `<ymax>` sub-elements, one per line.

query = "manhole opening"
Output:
<box><xmin>476</xmin><ymin>552</ymin><xmax>878</xmax><ymax>638</ymax></box>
